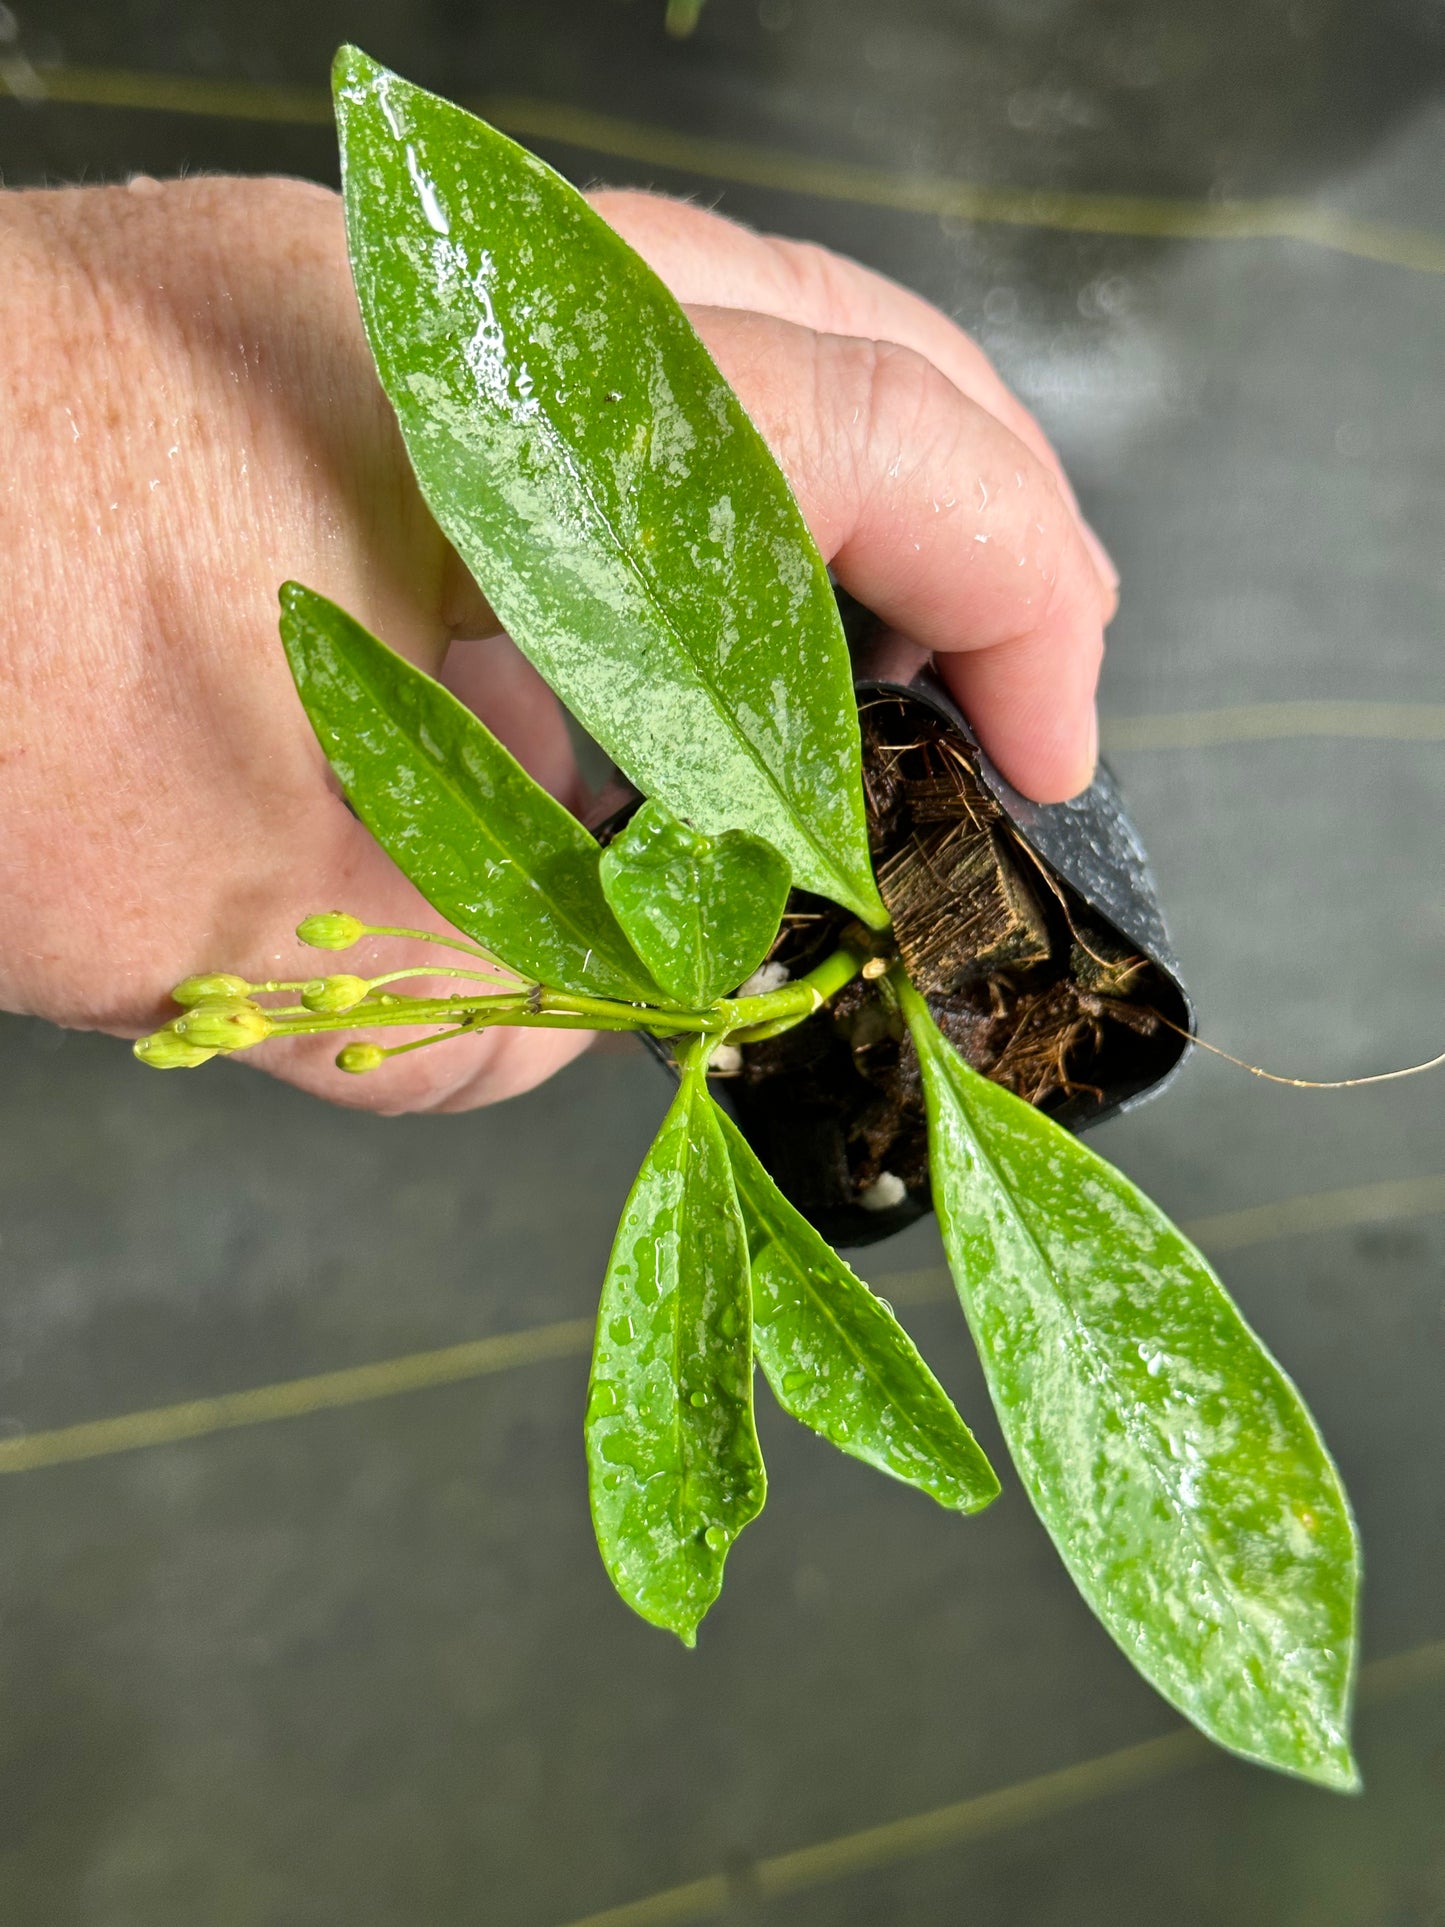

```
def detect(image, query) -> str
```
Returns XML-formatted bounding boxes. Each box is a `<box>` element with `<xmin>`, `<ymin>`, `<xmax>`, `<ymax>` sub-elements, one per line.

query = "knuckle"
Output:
<box><xmin>766</xmin><ymin>236</ymin><xmax>859</xmax><ymax>331</ymax></box>
<box><xmin>850</xmin><ymin>336</ymin><xmax>958</xmax><ymax>501</ymax></box>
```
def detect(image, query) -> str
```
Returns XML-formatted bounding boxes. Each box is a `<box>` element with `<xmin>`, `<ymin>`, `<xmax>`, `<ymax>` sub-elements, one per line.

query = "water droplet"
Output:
<box><xmin>588</xmin><ymin>1381</ymin><xmax>619</xmax><ymax>1419</ymax></box>
<box><xmin>703</xmin><ymin>1526</ymin><xmax>729</xmax><ymax>1551</ymax></box>
<box><xmin>782</xmin><ymin>1369</ymin><xmax>810</xmax><ymax>1397</ymax></box>
<box><xmin>608</xmin><ymin>1315</ymin><xmax>636</xmax><ymax>1346</ymax></box>
<box><xmin>689</xmin><ymin>1390</ymin><xmax>708</xmax><ymax>1408</ymax></box>
<box><xmin>716</xmin><ymin>1302</ymin><xmax>742</xmax><ymax>1340</ymax></box>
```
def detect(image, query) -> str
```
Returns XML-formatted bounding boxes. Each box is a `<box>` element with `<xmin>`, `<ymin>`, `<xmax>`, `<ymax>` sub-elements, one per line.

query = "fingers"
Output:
<box><xmin>590</xmin><ymin>189</ymin><xmax>1116</xmax><ymax>605</ymax></box>
<box><xmin>688</xmin><ymin>305</ymin><xmax>1107</xmax><ymax>802</ymax></box>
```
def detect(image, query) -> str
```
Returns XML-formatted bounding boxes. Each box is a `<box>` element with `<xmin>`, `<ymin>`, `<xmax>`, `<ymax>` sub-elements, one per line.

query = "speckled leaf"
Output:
<box><xmin>279</xmin><ymin>583</ymin><xmax>660</xmax><ymax>1002</ymax></box>
<box><xmin>717</xmin><ymin>1108</ymin><xmax>1000</xmax><ymax>1512</ymax></box>
<box><xmin>902</xmin><ymin>982</ymin><xmax>1360</xmax><ymax>1790</ymax></box>
<box><xmin>599</xmin><ymin>802</ymin><xmax>791</xmax><ymax>1006</ymax></box>
<box><xmin>333</xmin><ymin>47</ymin><xmax>886</xmax><ymax>927</ymax></box>
<box><xmin>586</xmin><ymin>1049</ymin><xmax>765</xmax><ymax>1644</ymax></box>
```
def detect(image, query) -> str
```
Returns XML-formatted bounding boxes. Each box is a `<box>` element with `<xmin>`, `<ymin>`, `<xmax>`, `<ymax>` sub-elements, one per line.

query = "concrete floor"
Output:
<box><xmin>2</xmin><ymin>3</ymin><xmax>1444</xmax><ymax>1923</ymax></box>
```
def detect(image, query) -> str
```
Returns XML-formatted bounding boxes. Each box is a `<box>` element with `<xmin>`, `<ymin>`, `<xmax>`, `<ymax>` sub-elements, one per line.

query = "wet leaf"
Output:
<box><xmin>599</xmin><ymin>801</ymin><xmax>791</xmax><ymax>1006</ymax></box>
<box><xmin>279</xmin><ymin>583</ymin><xmax>660</xmax><ymax>1001</ymax></box>
<box><xmin>717</xmin><ymin>1107</ymin><xmax>1000</xmax><ymax>1512</ymax></box>
<box><xmin>333</xmin><ymin>47</ymin><xmax>886</xmax><ymax>927</ymax></box>
<box><xmin>586</xmin><ymin>1047</ymin><xmax>765</xmax><ymax>1644</ymax></box>
<box><xmin>902</xmin><ymin>981</ymin><xmax>1360</xmax><ymax>1790</ymax></box>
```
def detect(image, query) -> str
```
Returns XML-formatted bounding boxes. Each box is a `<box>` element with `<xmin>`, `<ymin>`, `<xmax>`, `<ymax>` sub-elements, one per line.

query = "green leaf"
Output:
<box><xmin>599</xmin><ymin>801</ymin><xmax>791</xmax><ymax>1006</ymax></box>
<box><xmin>586</xmin><ymin>1047</ymin><xmax>766</xmax><ymax>1644</ymax></box>
<box><xmin>717</xmin><ymin>1107</ymin><xmax>1000</xmax><ymax>1513</ymax></box>
<box><xmin>901</xmin><ymin>982</ymin><xmax>1360</xmax><ymax>1789</ymax></box>
<box><xmin>332</xmin><ymin>47</ymin><xmax>886</xmax><ymax>928</ymax></box>
<box><xmin>278</xmin><ymin>582</ymin><xmax>661</xmax><ymax>1002</ymax></box>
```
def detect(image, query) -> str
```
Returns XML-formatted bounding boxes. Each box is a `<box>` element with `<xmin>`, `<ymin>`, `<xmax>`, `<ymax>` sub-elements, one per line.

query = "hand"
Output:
<box><xmin>0</xmin><ymin>177</ymin><xmax>1113</xmax><ymax>1114</ymax></box>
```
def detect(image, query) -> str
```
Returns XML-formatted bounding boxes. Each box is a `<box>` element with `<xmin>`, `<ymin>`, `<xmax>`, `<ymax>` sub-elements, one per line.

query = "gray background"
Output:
<box><xmin>1</xmin><ymin>3</ymin><xmax>1443</xmax><ymax>1922</ymax></box>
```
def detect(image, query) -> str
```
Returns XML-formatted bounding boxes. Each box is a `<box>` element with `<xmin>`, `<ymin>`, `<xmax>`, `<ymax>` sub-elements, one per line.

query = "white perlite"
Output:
<box><xmin>735</xmin><ymin>960</ymin><xmax>790</xmax><ymax>998</ymax></box>
<box><xmin>859</xmin><ymin>1171</ymin><xmax>907</xmax><ymax>1212</ymax></box>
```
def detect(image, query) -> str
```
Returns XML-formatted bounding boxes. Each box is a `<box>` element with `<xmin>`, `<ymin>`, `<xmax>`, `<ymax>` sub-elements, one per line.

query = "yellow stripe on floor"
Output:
<box><xmin>1103</xmin><ymin>702</ymin><xmax>1445</xmax><ymax>753</ymax></box>
<box><xmin>0</xmin><ymin>1318</ymin><xmax>594</xmax><ymax>1474</ymax></box>
<box><xmin>557</xmin><ymin>1638</ymin><xmax>1445</xmax><ymax>1927</ymax></box>
<box><xmin>4</xmin><ymin>63</ymin><xmax>1445</xmax><ymax>274</ymax></box>
<box><xmin>0</xmin><ymin>1174</ymin><xmax>1438</xmax><ymax>1476</ymax></box>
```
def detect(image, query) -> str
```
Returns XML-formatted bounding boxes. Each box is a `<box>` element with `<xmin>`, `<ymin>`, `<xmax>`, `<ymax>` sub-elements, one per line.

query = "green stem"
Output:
<box><xmin>257</xmin><ymin>941</ymin><xmax>873</xmax><ymax>1047</ymax></box>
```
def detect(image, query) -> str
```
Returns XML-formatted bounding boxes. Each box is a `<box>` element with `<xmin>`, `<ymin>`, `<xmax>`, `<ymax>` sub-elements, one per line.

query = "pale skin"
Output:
<box><xmin>0</xmin><ymin>176</ymin><xmax>1115</xmax><ymax>1114</ymax></box>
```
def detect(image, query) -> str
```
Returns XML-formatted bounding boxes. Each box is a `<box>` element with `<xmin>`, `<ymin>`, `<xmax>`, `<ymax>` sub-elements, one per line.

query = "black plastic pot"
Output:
<box><xmin>723</xmin><ymin>631</ymin><xmax>1194</xmax><ymax>1246</ymax></box>
<box><xmin>595</xmin><ymin>621</ymin><xmax>1194</xmax><ymax>1250</ymax></box>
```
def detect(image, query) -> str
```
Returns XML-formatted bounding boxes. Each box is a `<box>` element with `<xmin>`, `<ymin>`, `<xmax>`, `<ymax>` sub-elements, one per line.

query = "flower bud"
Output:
<box><xmin>172</xmin><ymin>998</ymin><xmax>272</xmax><ymax>1050</ymax></box>
<box><xmin>133</xmin><ymin>1029</ymin><xmax>219</xmax><ymax>1070</ymax></box>
<box><xmin>301</xmin><ymin>974</ymin><xmax>370</xmax><ymax>1014</ymax></box>
<box><xmin>336</xmin><ymin>1042</ymin><xmax>385</xmax><ymax>1074</ymax></box>
<box><xmin>297</xmin><ymin>912</ymin><xmax>365</xmax><ymax>951</ymax></box>
<box><xmin>171</xmin><ymin>972</ymin><xmax>251</xmax><ymax>1007</ymax></box>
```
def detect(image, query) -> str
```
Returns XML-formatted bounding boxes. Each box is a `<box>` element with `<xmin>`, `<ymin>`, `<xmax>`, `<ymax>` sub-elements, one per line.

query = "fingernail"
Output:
<box><xmin>1080</xmin><ymin>519</ymin><xmax>1120</xmax><ymax>593</ymax></box>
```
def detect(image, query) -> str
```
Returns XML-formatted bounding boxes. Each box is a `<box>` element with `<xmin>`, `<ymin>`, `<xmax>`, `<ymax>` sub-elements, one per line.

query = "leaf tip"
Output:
<box><xmin>330</xmin><ymin>42</ymin><xmax>374</xmax><ymax>100</ymax></box>
<box><xmin>1306</xmin><ymin>1740</ymin><xmax>1363</xmax><ymax>1796</ymax></box>
<box><xmin>959</xmin><ymin>1464</ymin><xmax>1004</xmax><ymax>1514</ymax></box>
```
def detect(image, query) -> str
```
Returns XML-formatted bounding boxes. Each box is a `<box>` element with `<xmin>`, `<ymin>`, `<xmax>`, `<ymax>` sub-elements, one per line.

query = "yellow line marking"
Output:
<box><xmin>558</xmin><ymin>1638</ymin><xmax>1445</xmax><ymax>1927</ymax></box>
<box><xmin>5</xmin><ymin>64</ymin><xmax>1445</xmax><ymax>274</ymax></box>
<box><xmin>1181</xmin><ymin>1175</ymin><xmax>1445</xmax><ymax>1255</ymax></box>
<box><xmin>1103</xmin><ymin>702</ymin><xmax>1445</xmax><ymax>753</ymax></box>
<box><xmin>0</xmin><ymin>1319</ymin><xmax>594</xmax><ymax>1474</ymax></box>
<box><xmin>0</xmin><ymin>1174</ymin><xmax>1440</xmax><ymax>1476</ymax></box>
<box><xmin>0</xmin><ymin>64</ymin><xmax>334</xmax><ymax>124</ymax></box>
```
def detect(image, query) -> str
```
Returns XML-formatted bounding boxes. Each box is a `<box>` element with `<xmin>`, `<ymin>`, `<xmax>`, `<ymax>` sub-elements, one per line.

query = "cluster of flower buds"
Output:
<box><xmin>132</xmin><ymin>911</ymin><xmax>528</xmax><ymax>1075</ymax></box>
<box><xmin>132</xmin><ymin>913</ymin><xmax>374</xmax><ymax>1071</ymax></box>
<box><xmin>134</xmin><ymin>992</ymin><xmax>274</xmax><ymax>1069</ymax></box>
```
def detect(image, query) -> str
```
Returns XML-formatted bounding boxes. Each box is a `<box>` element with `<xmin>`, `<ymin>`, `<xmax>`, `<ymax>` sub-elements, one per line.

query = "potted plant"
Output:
<box><xmin>134</xmin><ymin>46</ymin><xmax>1360</xmax><ymax>1792</ymax></box>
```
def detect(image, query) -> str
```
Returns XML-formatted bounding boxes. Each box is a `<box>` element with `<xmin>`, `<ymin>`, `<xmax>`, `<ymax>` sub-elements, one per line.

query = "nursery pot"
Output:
<box><xmin>595</xmin><ymin>619</ymin><xmax>1194</xmax><ymax>1250</ymax></box>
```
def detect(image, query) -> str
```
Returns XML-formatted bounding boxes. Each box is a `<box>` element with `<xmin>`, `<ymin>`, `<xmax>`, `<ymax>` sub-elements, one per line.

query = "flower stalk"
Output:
<box><xmin>134</xmin><ymin>917</ymin><xmax>876</xmax><ymax>1075</ymax></box>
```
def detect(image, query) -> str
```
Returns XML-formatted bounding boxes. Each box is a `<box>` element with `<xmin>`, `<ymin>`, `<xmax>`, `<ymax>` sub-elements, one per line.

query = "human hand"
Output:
<box><xmin>0</xmin><ymin>177</ymin><xmax>1113</xmax><ymax>1114</ymax></box>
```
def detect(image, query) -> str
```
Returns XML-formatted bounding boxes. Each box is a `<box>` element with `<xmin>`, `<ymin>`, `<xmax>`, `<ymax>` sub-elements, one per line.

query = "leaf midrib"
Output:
<box><xmin>934</xmin><ymin>1041</ymin><xmax>1320</xmax><ymax>1721</ymax></box>
<box><xmin>747</xmin><ymin>1192</ymin><xmax>973</xmax><ymax>1495</ymax></box>
<box><xmin>311</xmin><ymin>621</ymin><xmax>650</xmax><ymax>999</ymax></box>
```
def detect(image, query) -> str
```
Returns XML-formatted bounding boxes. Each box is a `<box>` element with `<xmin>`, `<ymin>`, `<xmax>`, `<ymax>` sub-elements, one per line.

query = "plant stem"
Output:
<box><xmin>257</xmin><ymin>941</ymin><xmax>874</xmax><ymax>1047</ymax></box>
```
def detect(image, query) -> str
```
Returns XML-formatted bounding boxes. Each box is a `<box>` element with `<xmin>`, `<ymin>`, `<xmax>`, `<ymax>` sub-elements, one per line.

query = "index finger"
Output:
<box><xmin>589</xmin><ymin>188</ymin><xmax>1117</xmax><ymax>606</ymax></box>
<box><xmin>689</xmin><ymin>305</ymin><xmax>1107</xmax><ymax>804</ymax></box>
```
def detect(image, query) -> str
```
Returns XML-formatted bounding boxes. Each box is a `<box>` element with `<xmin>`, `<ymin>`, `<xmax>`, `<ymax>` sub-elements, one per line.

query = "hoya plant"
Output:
<box><xmin>135</xmin><ymin>48</ymin><xmax>1360</xmax><ymax>1791</ymax></box>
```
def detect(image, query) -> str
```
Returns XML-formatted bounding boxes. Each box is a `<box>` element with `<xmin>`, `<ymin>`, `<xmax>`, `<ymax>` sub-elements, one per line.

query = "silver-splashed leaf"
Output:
<box><xmin>902</xmin><ymin>979</ymin><xmax>1360</xmax><ymax>1790</ymax></box>
<box><xmin>586</xmin><ymin>1049</ymin><xmax>765</xmax><ymax>1644</ymax></box>
<box><xmin>333</xmin><ymin>46</ymin><xmax>885</xmax><ymax>925</ymax></box>
<box><xmin>279</xmin><ymin>582</ymin><xmax>659</xmax><ymax>1001</ymax></box>
<box><xmin>718</xmin><ymin>1105</ymin><xmax>1000</xmax><ymax>1513</ymax></box>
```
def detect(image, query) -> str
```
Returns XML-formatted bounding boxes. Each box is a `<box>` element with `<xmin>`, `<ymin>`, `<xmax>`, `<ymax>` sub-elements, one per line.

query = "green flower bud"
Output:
<box><xmin>171</xmin><ymin>972</ymin><xmax>252</xmax><ymax>1007</ymax></box>
<box><xmin>336</xmin><ymin>1042</ymin><xmax>385</xmax><ymax>1074</ymax></box>
<box><xmin>133</xmin><ymin>1029</ymin><xmax>219</xmax><ymax>1070</ymax></box>
<box><xmin>297</xmin><ymin>912</ymin><xmax>365</xmax><ymax>951</ymax></box>
<box><xmin>301</xmin><ymin>974</ymin><xmax>370</xmax><ymax>1014</ymax></box>
<box><xmin>172</xmin><ymin>998</ymin><xmax>272</xmax><ymax>1051</ymax></box>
